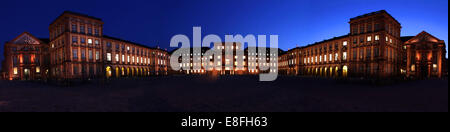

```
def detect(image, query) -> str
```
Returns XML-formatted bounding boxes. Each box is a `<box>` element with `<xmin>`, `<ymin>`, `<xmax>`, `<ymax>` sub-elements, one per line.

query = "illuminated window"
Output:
<box><xmin>122</xmin><ymin>55</ymin><xmax>125</xmax><ymax>62</ymax></box>
<box><xmin>335</xmin><ymin>53</ymin><xmax>338</xmax><ymax>61</ymax></box>
<box><xmin>106</xmin><ymin>53</ymin><xmax>111</xmax><ymax>61</ymax></box>
<box><xmin>367</xmin><ymin>36</ymin><xmax>372</xmax><ymax>42</ymax></box>
<box><xmin>115</xmin><ymin>54</ymin><xmax>119</xmax><ymax>62</ymax></box>
<box><xmin>324</xmin><ymin>55</ymin><xmax>327</xmax><ymax>62</ymax></box>
<box><xmin>319</xmin><ymin>55</ymin><xmax>322</xmax><ymax>62</ymax></box>
<box><xmin>433</xmin><ymin>64</ymin><xmax>438</xmax><ymax>72</ymax></box>
<box><xmin>36</xmin><ymin>66</ymin><xmax>40</xmax><ymax>73</ymax></box>
<box><xmin>95</xmin><ymin>51</ymin><xmax>100</xmax><ymax>60</ymax></box>
<box><xmin>95</xmin><ymin>40</ymin><xmax>99</xmax><ymax>45</ymax></box>
<box><xmin>386</xmin><ymin>36</ymin><xmax>389</xmax><ymax>42</ymax></box>
<box><xmin>329</xmin><ymin>54</ymin><xmax>332</xmax><ymax>61</ymax></box>
<box><xmin>13</xmin><ymin>67</ymin><xmax>18</xmax><ymax>75</ymax></box>
<box><xmin>343</xmin><ymin>41</ymin><xmax>348</xmax><ymax>46</ymax></box>
<box><xmin>88</xmin><ymin>39</ymin><xmax>93</xmax><ymax>44</ymax></box>
<box><xmin>375</xmin><ymin>35</ymin><xmax>379</xmax><ymax>41</ymax></box>
<box><xmin>127</xmin><ymin>56</ymin><xmax>130</xmax><ymax>63</ymax></box>
<box><xmin>343</xmin><ymin>52</ymin><xmax>347</xmax><ymax>60</ymax></box>
<box><xmin>411</xmin><ymin>65</ymin><xmax>415</xmax><ymax>72</ymax></box>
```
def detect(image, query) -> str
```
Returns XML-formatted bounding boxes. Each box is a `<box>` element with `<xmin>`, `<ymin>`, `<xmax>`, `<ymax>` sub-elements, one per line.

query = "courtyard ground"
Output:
<box><xmin>0</xmin><ymin>76</ymin><xmax>447</xmax><ymax>112</ymax></box>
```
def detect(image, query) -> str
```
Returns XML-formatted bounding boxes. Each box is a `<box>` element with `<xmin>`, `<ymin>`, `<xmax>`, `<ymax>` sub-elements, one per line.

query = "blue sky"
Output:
<box><xmin>0</xmin><ymin>0</ymin><xmax>448</xmax><ymax>69</ymax></box>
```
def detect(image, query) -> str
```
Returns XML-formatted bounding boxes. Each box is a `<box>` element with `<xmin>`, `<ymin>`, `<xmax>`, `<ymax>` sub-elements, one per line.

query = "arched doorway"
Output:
<box><xmin>115</xmin><ymin>67</ymin><xmax>120</xmax><ymax>78</ymax></box>
<box><xmin>343</xmin><ymin>65</ymin><xmax>348</xmax><ymax>77</ymax></box>
<box><xmin>106</xmin><ymin>66</ymin><xmax>112</xmax><ymax>78</ymax></box>
<box><xmin>127</xmin><ymin>67</ymin><xmax>130</xmax><ymax>77</ymax></box>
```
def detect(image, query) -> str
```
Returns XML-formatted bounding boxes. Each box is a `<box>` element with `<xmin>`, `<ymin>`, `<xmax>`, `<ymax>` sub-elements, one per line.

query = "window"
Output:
<box><xmin>81</xmin><ymin>49</ymin><xmax>86</xmax><ymax>59</ymax></box>
<box><xmin>324</xmin><ymin>55</ymin><xmax>327</xmax><ymax>62</ymax></box>
<box><xmin>115</xmin><ymin>54</ymin><xmax>119</xmax><ymax>62</ymax></box>
<box><xmin>375</xmin><ymin>35</ymin><xmax>379</xmax><ymax>41</ymax></box>
<box><xmin>132</xmin><ymin>56</ymin><xmax>135</xmax><ymax>63</ymax></box>
<box><xmin>35</xmin><ymin>57</ymin><xmax>39</xmax><ymax>64</ymax></box>
<box><xmin>343</xmin><ymin>41</ymin><xmax>348</xmax><ymax>46</ymax></box>
<box><xmin>73</xmin><ymin>49</ymin><xmax>78</xmax><ymax>59</ymax></box>
<box><xmin>72</xmin><ymin>36</ymin><xmax>78</xmax><ymax>43</ymax></box>
<box><xmin>72</xmin><ymin>24</ymin><xmax>77</xmax><ymax>32</ymax></box>
<box><xmin>73</xmin><ymin>66</ymin><xmax>78</xmax><ymax>75</ymax></box>
<box><xmin>94</xmin><ymin>28</ymin><xmax>99</xmax><ymax>36</ymax></box>
<box><xmin>89</xmin><ymin>50</ymin><xmax>93</xmax><ymax>60</ymax></box>
<box><xmin>95</xmin><ymin>40</ymin><xmax>99</xmax><ymax>45</ymax></box>
<box><xmin>122</xmin><ymin>55</ymin><xmax>125</xmax><ymax>62</ymax></box>
<box><xmin>95</xmin><ymin>51</ymin><xmax>100</xmax><ymax>60</ymax></box>
<box><xmin>343</xmin><ymin>52</ymin><xmax>347</xmax><ymax>60</ymax></box>
<box><xmin>13</xmin><ymin>56</ymin><xmax>18</xmax><ymax>65</ymax></box>
<box><xmin>80</xmin><ymin>25</ymin><xmax>85</xmax><ymax>33</ymax></box>
<box><xmin>335</xmin><ymin>53</ymin><xmax>338</xmax><ymax>61</ymax></box>
<box><xmin>36</xmin><ymin>66</ymin><xmax>40</xmax><ymax>73</ymax></box>
<box><xmin>106</xmin><ymin>42</ymin><xmax>111</xmax><ymax>47</ymax></box>
<box><xmin>127</xmin><ymin>56</ymin><xmax>130</xmax><ymax>63</ymax></box>
<box><xmin>433</xmin><ymin>64</ymin><xmax>438</xmax><ymax>72</ymax></box>
<box><xmin>373</xmin><ymin>48</ymin><xmax>379</xmax><ymax>57</ymax></box>
<box><xmin>127</xmin><ymin>46</ymin><xmax>130</xmax><ymax>51</ymax></box>
<box><xmin>353</xmin><ymin>50</ymin><xmax>357</xmax><ymax>60</ymax></box>
<box><xmin>107</xmin><ymin>53</ymin><xmax>111</xmax><ymax>61</ymax></box>
<box><xmin>329</xmin><ymin>54</ymin><xmax>332</xmax><ymax>61</ymax></box>
<box><xmin>360</xmin><ymin>50</ymin><xmax>364</xmax><ymax>59</ymax></box>
<box><xmin>411</xmin><ymin>65</ymin><xmax>415</xmax><ymax>72</ymax></box>
<box><xmin>13</xmin><ymin>67</ymin><xmax>18</xmax><ymax>75</ymax></box>
<box><xmin>386</xmin><ymin>36</ymin><xmax>389</xmax><ymax>42</ymax></box>
<box><xmin>88</xmin><ymin>39</ymin><xmax>93</xmax><ymax>44</ymax></box>
<box><xmin>367</xmin><ymin>36</ymin><xmax>372</xmax><ymax>42</ymax></box>
<box><xmin>88</xmin><ymin>27</ymin><xmax>92</xmax><ymax>34</ymax></box>
<box><xmin>319</xmin><ymin>55</ymin><xmax>322</xmax><ymax>62</ymax></box>
<box><xmin>80</xmin><ymin>38</ymin><xmax>86</xmax><ymax>44</ymax></box>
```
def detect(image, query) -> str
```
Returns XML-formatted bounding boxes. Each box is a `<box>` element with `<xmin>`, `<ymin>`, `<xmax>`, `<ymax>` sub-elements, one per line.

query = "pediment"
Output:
<box><xmin>10</xmin><ymin>32</ymin><xmax>41</xmax><ymax>44</ymax></box>
<box><xmin>405</xmin><ymin>31</ymin><xmax>441</xmax><ymax>44</ymax></box>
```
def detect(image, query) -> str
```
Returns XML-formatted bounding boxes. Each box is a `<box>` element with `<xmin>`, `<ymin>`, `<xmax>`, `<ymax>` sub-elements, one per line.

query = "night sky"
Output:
<box><xmin>0</xmin><ymin>0</ymin><xmax>448</xmax><ymax>70</ymax></box>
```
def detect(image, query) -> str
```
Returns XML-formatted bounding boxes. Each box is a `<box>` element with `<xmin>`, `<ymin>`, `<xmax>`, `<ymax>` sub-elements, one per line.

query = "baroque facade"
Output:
<box><xmin>1</xmin><ymin>10</ymin><xmax>447</xmax><ymax>80</ymax></box>
<box><xmin>278</xmin><ymin>10</ymin><xmax>446</xmax><ymax>78</ymax></box>
<box><xmin>1</xmin><ymin>11</ymin><xmax>169</xmax><ymax>80</ymax></box>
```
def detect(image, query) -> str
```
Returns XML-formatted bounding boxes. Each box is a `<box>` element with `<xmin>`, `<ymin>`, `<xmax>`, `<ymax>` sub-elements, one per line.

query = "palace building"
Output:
<box><xmin>172</xmin><ymin>42</ymin><xmax>283</xmax><ymax>75</ymax></box>
<box><xmin>0</xmin><ymin>10</ymin><xmax>447</xmax><ymax>80</ymax></box>
<box><xmin>1</xmin><ymin>11</ymin><xmax>169</xmax><ymax>80</ymax></box>
<box><xmin>278</xmin><ymin>10</ymin><xmax>446</xmax><ymax>78</ymax></box>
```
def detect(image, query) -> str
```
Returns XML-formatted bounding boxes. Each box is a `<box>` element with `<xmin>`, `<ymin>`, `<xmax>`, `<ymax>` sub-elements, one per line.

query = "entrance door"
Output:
<box><xmin>24</xmin><ymin>69</ymin><xmax>30</xmax><ymax>80</ymax></box>
<box><xmin>419</xmin><ymin>53</ymin><xmax>429</xmax><ymax>78</ymax></box>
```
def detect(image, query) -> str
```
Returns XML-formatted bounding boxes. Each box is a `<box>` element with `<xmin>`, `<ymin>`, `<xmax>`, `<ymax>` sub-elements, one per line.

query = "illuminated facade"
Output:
<box><xmin>404</xmin><ymin>31</ymin><xmax>446</xmax><ymax>78</ymax></box>
<box><xmin>0</xmin><ymin>10</ymin><xmax>447</xmax><ymax>80</ymax></box>
<box><xmin>173</xmin><ymin>42</ymin><xmax>282</xmax><ymax>75</ymax></box>
<box><xmin>279</xmin><ymin>10</ymin><xmax>446</xmax><ymax>78</ymax></box>
<box><xmin>1</xmin><ymin>32</ymin><xmax>50</xmax><ymax>80</ymax></box>
<box><xmin>1</xmin><ymin>11</ymin><xmax>169</xmax><ymax>80</ymax></box>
